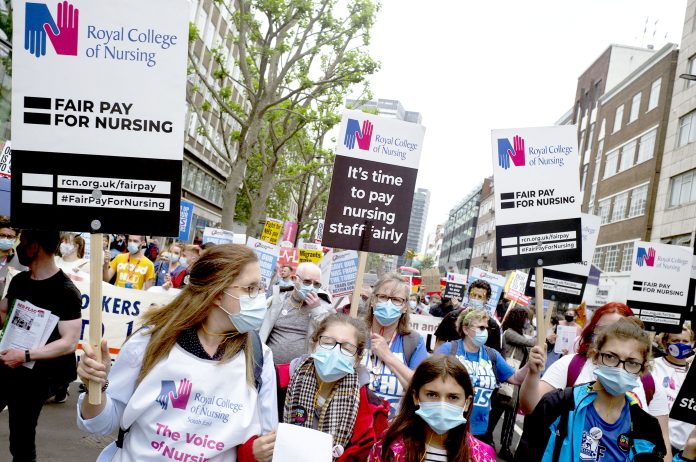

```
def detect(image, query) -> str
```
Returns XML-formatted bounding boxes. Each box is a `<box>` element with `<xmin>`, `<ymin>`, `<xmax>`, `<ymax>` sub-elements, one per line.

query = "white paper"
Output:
<box><xmin>271</xmin><ymin>423</ymin><xmax>333</xmax><ymax>462</ymax></box>
<box><xmin>0</xmin><ymin>300</ymin><xmax>59</xmax><ymax>368</ymax></box>
<box><xmin>555</xmin><ymin>325</ymin><xmax>579</xmax><ymax>354</ymax></box>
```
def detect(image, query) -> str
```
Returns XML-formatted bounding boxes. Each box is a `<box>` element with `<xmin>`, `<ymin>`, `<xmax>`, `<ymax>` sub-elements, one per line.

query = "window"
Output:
<box><xmin>613</xmin><ymin>105</ymin><xmax>624</xmax><ymax>133</ymax></box>
<box><xmin>603</xmin><ymin>150</ymin><xmax>618</xmax><ymax>178</ymax></box>
<box><xmin>661</xmin><ymin>234</ymin><xmax>692</xmax><ymax>247</ymax></box>
<box><xmin>648</xmin><ymin>79</ymin><xmax>661</xmax><ymax>111</ymax></box>
<box><xmin>598</xmin><ymin>199</ymin><xmax>611</xmax><ymax>224</ymax></box>
<box><xmin>581</xmin><ymin>164</ymin><xmax>589</xmax><ymax>191</ymax></box>
<box><xmin>670</xmin><ymin>169</ymin><xmax>696</xmax><ymax>207</ymax></box>
<box><xmin>619</xmin><ymin>140</ymin><xmax>636</xmax><ymax>172</ymax></box>
<box><xmin>621</xmin><ymin>242</ymin><xmax>635</xmax><ymax>272</ymax></box>
<box><xmin>629</xmin><ymin>93</ymin><xmax>641</xmax><ymax>123</ymax></box>
<box><xmin>636</xmin><ymin>129</ymin><xmax>656</xmax><ymax>164</ymax></box>
<box><xmin>689</xmin><ymin>55</ymin><xmax>696</xmax><ymax>87</ymax></box>
<box><xmin>611</xmin><ymin>192</ymin><xmax>628</xmax><ymax>222</ymax></box>
<box><xmin>628</xmin><ymin>184</ymin><xmax>648</xmax><ymax>217</ymax></box>
<box><xmin>604</xmin><ymin>245</ymin><xmax>619</xmax><ymax>272</ymax></box>
<box><xmin>579</xmin><ymin>130</ymin><xmax>585</xmax><ymax>155</ymax></box>
<box><xmin>593</xmin><ymin>246</ymin><xmax>605</xmax><ymax>270</ymax></box>
<box><xmin>678</xmin><ymin>111</ymin><xmax>696</xmax><ymax>147</ymax></box>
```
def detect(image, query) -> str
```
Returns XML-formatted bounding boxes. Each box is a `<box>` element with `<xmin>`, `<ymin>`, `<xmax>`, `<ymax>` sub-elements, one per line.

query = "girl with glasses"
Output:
<box><xmin>363</xmin><ymin>273</ymin><xmax>429</xmax><ymax>419</ymax></box>
<box><xmin>368</xmin><ymin>355</ymin><xmax>496</xmax><ymax>462</ymax></box>
<box><xmin>516</xmin><ymin>317</ymin><xmax>667</xmax><ymax>462</ymax></box>
<box><xmin>275</xmin><ymin>313</ymin><xmax>389</xmax><ymax>461</ymax></box>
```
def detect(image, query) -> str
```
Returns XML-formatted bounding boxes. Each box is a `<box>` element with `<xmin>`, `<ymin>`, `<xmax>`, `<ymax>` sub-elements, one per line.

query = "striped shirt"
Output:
<box><xmin>424</xmin><ymin>445</ymin><xmax>447</xmax><ymax>462</ymax></box>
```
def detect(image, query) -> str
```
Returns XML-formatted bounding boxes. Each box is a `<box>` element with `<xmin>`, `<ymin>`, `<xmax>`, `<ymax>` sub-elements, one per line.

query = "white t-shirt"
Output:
<box><xmin>541</xmin><ymin>353</ymin><xmax>669</xmax><ymax>416</ymax></box>
<box><xmin>652</xmin><ymin>357</ymin><xmax>693</xmax><ymax>450</ymax></box>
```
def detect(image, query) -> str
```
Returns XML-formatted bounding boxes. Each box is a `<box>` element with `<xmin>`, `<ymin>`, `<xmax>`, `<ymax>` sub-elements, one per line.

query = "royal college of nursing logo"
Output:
<box><xmin>25</xmin><ymin>1</ymin><xmax>79</xmax><ymax>58</ymax></box>
<box><xmin>155</xmin><ymin>378</ymin><xmax>193</xmax><ymax>411</ymax></box>
<box><xmin>497</xmin><ymin>135</ymin><xmax>526</xmax><ymax>169</ymax></box>
<box><xmin>636</xmin><ymin>247</ymin><xmax>656</xmax><ymax>267</ymax></box>
<box><xmin>343</xmin><ymin>118</ymin><xmax>373</xmax><ymax>151</ymax></box>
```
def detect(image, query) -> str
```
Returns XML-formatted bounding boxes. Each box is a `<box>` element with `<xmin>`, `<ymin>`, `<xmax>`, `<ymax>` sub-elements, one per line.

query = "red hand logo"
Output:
<box><xmin>44</xmin><ymin>1</ymin><xmax>79</xmax><ymax>56</ymax></box>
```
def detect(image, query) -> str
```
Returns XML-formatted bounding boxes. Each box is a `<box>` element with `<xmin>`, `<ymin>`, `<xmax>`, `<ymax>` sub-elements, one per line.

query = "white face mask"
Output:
<box><xmin>60</xmin><ymin>243</ymin><xmax>76</xmax><ymax>256</ymax></box>
<box><xmin>219</xmin><ymin>291</ymin><xmax>267</xmax><ymax>333</ymax></box>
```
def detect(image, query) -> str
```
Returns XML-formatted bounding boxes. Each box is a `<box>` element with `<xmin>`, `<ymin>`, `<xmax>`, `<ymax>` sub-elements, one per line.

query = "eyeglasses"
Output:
<box><xmin>227</xmin><ymin>285</ymin><xmax>263</xmax><ymax>299</ymax></box>
<box><xmin>318</xmin><ymin>336</ymin><xmax>358</xmax><ymax>357</ymax></box>
<box><xmin>0</xmin><ymin>234</ymin><xmax>16</xmax><ymax>240</ymax></box>
<box><xmin>295</xmin><ymin>276</ymin><xmax>322</xmax><ymax>289</ymax></box>
<box><xmin>375</xmin><ymin>294</ymin><xmax>406</xmax><ymax>306</ymax></box>
<box><xmin>599</xmin><ymin>352</ymin><xmax>644</xmax><ymax>374</ymax></box>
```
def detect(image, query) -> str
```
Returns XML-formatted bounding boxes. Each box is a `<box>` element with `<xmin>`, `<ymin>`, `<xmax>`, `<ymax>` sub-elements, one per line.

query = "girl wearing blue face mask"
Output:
<box><xmin>76</xmin><ymin>244</ymin><xmax>278</xmax><ymax>462</ymax></box>
<box><xmin>0</xmin><ymin>217</ymin><xmax>26</xmax><ymax>297</ymax></box>
<box><xmin>277</xmin><ymin>314</ymin><xmax>389</xmax><ymax>462</ymax></box>
<box><xmin>153</xmin><ymin>243</ymin><xmax>186</xmax><ymax>288</ymax></box>
<box><xmin>436</xmin><ymin>307</ymin><xmax>529</xmax><ymax>443</ymax></box>
<box><xmin>362</xmin><ymin>273</ymin><xmax>429</xmax><ymax>419</ymax></box>
<box><xmin>369</xmin><ymin>355</ymin><xmax>496</xmax><ymax>462</ymax></box>
<box><xmin>516</xmin><ymin>317</ymin><xmax>668</xmax><ymax>462</ymax></box>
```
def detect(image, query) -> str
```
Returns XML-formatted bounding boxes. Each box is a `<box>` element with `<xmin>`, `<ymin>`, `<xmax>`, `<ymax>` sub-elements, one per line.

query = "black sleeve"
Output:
<box><xmin>515</xmin><ymin>388</ymin><xmax>569</xmax><ymax>462</ymax></box>
<box><xmin>59</xmin><ymin>276</ymin><xmax>83</xmax><ymax>321</ymax></box>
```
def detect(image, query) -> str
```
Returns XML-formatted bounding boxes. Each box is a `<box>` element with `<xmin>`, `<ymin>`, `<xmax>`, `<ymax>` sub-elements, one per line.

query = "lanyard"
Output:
<box><xmin>125</xmin><ymin>255</ymin><xmax>141</xmax><ymax>282</ymax></box>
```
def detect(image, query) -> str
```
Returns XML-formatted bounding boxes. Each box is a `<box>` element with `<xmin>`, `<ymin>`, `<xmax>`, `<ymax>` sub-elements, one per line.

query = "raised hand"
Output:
<box><xmin>645</xmin><ymin>247</ymin><xmax>656</xmax><ymax>266</ymax></box>
<box><xmin>497</xmin><ymin>138</ymin><xmax>512</xmax><ymax>170</ymax></box>
<box><xmin>356</xmin><ymin>120</ymin><xmax>373</xmax><ymax>150</ymax></box>
<box><xmin>170</xmin><ymin>378</ymin><xmax>193</xmax><ymax>410</ymax></box>
<box><xmin>156</xmin><ymin>380</ymin><xmax>176</xmax><ymax>410</ymax></box>
<box><xmin>44</xmin><ymin>1</ymin><xmax>79</xmax><ymax>56</ymax></box>
<box><xmin>25</xmin><ymin>2</ymin><xmax>59</xmax><ymax>57</ymax></box>
<box><xmin>344</xmin><ymin>119</ymin><xmax>361</xmax><ymax>149</ymax></box>
<box><xmin>509</xmin><ymin>135</ymin><xmax>525</xmax><ymax>166</ymax></box>
<box><xmin>636</xmin><ymin>247</ymin><xmax>647</xmax><ymax>267</ymax></box>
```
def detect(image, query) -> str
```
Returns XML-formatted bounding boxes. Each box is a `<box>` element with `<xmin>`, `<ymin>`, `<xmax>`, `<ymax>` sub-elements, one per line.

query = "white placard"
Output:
<box><xmin>203</xmin><ymin>227</ymin><xmax>235</xmax><ymax>245</ymax></box>
<box><xmin>629</xmin><ymin>241</ymin><xmax>692</xmax><ymax>307</ymax></box>
<box><xmin>554</xmin><ymin>325</ymin><xmax>579</xmax><ymax>354</ymax></box>
<box><xmin>546</xmin><ymin>213</ymin><xmax>601</xmax><ymax>277</ymax></box>
<box><xmin>272</xmin><ymin>423</ymin><xmax>332</xmax><ymax>462</ymax></box>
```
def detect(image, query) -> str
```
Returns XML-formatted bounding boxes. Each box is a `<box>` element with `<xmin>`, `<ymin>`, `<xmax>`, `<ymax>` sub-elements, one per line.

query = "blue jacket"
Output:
<box><xmin>515</xmin><ymin>383</ymin><xmax>666</xmax><ymax>462</ymax></box>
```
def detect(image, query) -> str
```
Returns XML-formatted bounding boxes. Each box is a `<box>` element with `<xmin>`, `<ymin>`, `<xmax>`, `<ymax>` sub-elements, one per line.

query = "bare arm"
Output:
<box><xmin>0</xmin><ymin>297</ymin><xmax>7</xmax><ymax>325</ymax></box>
<box><xmin>30</xmin><ymin>318</ymin><xmax>81</xmax><ymax>360</ymax></box>
<box><xmin>519</xmin><ymin>345</ymin><xmax>554</xmax><ymax>413</ymax></box>
<box><xmin>377</xmin><ymin>350</ymin><xmax>414</xmax><ymax>387</ymax></box>
<box><xmin>142</xmin><ymin>278</ymin><xmax>155</xmax><ymax>290</ymax></box>
<box><xmin>504</xmin><ymin>329</ymin><xmax>536</xmax><ymax>348</ymax></box>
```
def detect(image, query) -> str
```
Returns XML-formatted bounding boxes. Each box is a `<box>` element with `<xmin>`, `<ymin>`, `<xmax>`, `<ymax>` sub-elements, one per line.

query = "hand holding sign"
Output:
<box><xmin>44</xmin><ymin>1</ymin><xmax>79</xmax><ymax>56</ymax></box>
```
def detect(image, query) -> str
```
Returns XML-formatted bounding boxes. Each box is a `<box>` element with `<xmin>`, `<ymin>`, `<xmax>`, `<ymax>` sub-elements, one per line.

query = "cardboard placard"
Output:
<box><xmin>298</xmin><ymin>248</ymin><xmax>323</xmax><ymax>264</ymax></box>
<box><xmin>203</xmin><ymin>227</ymin><xmax>234</xmax><ymax>245</ymax></box>
<box><xmin>260</xmin><ymin>218</ymin><xmax>283</xmax><ymax>245</ymax></box>
<box><xmin>328</xmin><ymin>250</ymin><xmax>359</xmax><ymax>297</ymax></box>
<box><xmin>11</xmin><ymin>0</ymin><xmax>189</xmax><ymax>235</ymax></box>
<box><xmin>467</xmin><ymin>267</ymin><xmax>506</xmax><ymax>313</ymax></box>
<box><xmin>669</xmin><ymin>363</ymin><xmax>696</xmax><ymax>425</ymax></box>
<box><xmin>246</xmin><ymin>237</ymin><xmax>280</xmax><ymax>289</ymax></box>
<box><xmin>420</xmin><ymin>268</ymin><xmax>441</xmax><ymax>293</ymax></box>
<box><xmin>444</xmin><ymin>272</ymin><xmax>467</xmax><ymax>300</ymax></box>
<box><xmin>504</xmin><ymin>270</ymin><xmax>531</xmax><ymax>307</ymax></box>
<box><xmin>491</xmin><ymin>125</ymin><xmax>582</xmax><ymax>271</ymax></box>
<box><xmin>0</xmin><ymin>140</ymin><xmax>10</xmax><ymax>178</ymax></box>
<box><xmin>322</xmin><ymin>110</ymin><xmax>426</xmax><ymax>255</ymax></box>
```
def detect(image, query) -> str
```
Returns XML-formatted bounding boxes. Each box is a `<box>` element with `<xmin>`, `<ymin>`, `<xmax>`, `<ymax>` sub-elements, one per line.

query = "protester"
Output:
<box><xmin>153</xmin><ymin>242</ymin><xmax>186</xmax><ymax>288</ymax></box>
<box><xmin>559</xmin><ymin>307</ymin><xmax>582</xmax><ymax>335</ymax></box>
<box><xmin>428</xmin><ymin>293</ymin><xmax>442</xmax><ymax>311</ymax></box>
<box><xmin>173</xmin><ymin>244</ymin><xmax>201</xmax><ymax>289</ymax></box>
<box><xmin>429</xmin><ymin>295</ymin><xmax>460</xmax><ymax>318</ymax></box>
<box><xmin>519</xmin><ymin>302</ymin><xmax>672</xmax><ymax>460</ymax></box>
<box><xmin>337</xmin><ymin>284</ymin><xmax>372</xmax><ymax>317</ymax></box>
<box><xmin>109</xmin><ymin>234</ymin><xmax>127</xmax><ymax>259</ymax></box>
<box><xmin>467</xmin><ymin>280</ymin><xmax>491</xmax><ymax>308</ymax></box>
<box><xmin>675</xmin><ymin>427</ymin><xmax>696</xmax><ymax>462</ymax></box>
<box><xmin>515</xmin><ymin>317</ymin><xmax>667</xmax><ymax>461</ymax></box>
<box><xmin>103</xmin><ymin>234</ymin><xmax>155</xmax><ymax>290</ymax></box>
<box><xmin>144</xmin><ymin>238</ymin><xmax>159</xmax><ymax>262</ymax></box>
<box><xmin>276</xmin><ymin>264</ymin><xmax>294</xmax><ymax>287</ymax></box>
<box><xmin>77</xmin><ymin>244</ymin><xmax>277</xmax><ymax>462</ymax></box>
<box><xmin>436</xmin><ymin>307</ymin><xmax>529</xmax><ymax>443</ymax></box>
<box><xmin>275</xmin><ymin>314</ymin><xmax>389</xmax><ymax>461</ymax></box>
<box><xmin>361</xmin><ymin>273</ymin><xmax>428</xmax><ymax>418</ymax></box>
<box><xmin>652</xmin><ymin>324</ymin><xmax>694</xmax><ymax>455</ymax></box>
<box><xmin>0</xmin><ymin>229</ymin><xmax>82</xmax><ymax>461</ymax></box>
<box><xmin>408</xmin><ymin>293</ymin><xmax>428</xmax><ymax>315</ymax></box>
<box><xmin>55</xmin><ymin>232</ymin><xmax>88</xmax><ymax>281</ymax></box>
<box><xmin>0</xmin><ymin>216</ymin><xmax>26</xmax><ymax>297</ymax></box>
<box><xmin>368</xmin><ymin>354</ymin><xmax>496</xmax><ymax>462</ymax></box>
<box><xmin>260</xmin><ymin>261</ymin><xmax>333</xmax><ymax>364</ymax></box>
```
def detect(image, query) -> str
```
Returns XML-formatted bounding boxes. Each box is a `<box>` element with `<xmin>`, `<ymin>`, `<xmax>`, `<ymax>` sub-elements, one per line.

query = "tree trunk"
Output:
<box><xmin>244</xmin><ymin>165</ymin><xmax>277</xmax><ymax>237</ymax></box>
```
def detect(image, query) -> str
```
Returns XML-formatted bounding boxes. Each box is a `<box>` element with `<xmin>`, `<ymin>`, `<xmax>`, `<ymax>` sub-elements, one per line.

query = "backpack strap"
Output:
<box><xmin>566</xmin><ymin>354</ymin><xmax>587</xmax><ymax>388</ymax></box>
<box><xmin>250</xmin><ymin>330</ymin><xmax>264</xmax><ymax>392</ymax></box>
<box><xmin>402</xmin><ymin>331</ymin><xmax>420</xmax><ymax>366</ymax></box>
<box><xmin>484</xmin><ymin>346</ymin><xmax>500</xmax><ymax>385</ymax></box>
<box><xmin>641</xmin><ymin>372</ymin><xmax>655</xmax><ymax>406</ymax></box>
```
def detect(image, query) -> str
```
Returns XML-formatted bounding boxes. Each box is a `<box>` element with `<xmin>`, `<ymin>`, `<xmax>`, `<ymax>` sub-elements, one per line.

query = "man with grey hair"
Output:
<box><xmin>260</xmin><ymin>261</ymin><xmax>333</xmax><ymax>364</ymax></box>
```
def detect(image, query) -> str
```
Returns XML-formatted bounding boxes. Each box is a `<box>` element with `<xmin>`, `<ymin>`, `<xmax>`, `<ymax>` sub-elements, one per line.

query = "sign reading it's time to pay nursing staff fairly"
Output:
<box><xmin>491</xmin><ymin>125</ymin><xmax>582</xmax><ymax>271</ymax></box>
<box><xmin>11</xmin><ymin>0</ymin><xmax>189</xmax><ymax>235</ymax></box>
<box><xmin>322</xmin><ymin>110</ymin><xmax>425</xmax><ymax>255</ymax></box>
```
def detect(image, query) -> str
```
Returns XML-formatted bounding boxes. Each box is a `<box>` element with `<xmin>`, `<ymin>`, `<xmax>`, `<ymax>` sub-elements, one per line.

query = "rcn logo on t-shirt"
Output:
<box><xmin>343</xmin><ymin>119</ymin><xmax>373</xmax><ymax>151</ymax></box>
<box><xmin>497</xmin><ymin>135</ymin><xmax>526</xmax><ymax>170</ymax></box>
<box><xmin>156</xmin><ymin>378</ymin><xmax>193</xmax><ymax>411</ymax></box>
<box><xmin>25</xmin><ymin>1</ymin><xmax>80</xmax><ymax>58</ymax></box>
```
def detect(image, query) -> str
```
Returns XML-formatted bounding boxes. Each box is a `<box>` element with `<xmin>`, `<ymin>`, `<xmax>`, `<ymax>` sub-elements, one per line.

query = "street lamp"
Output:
<box><xmin>679</xmin><ymin>73</ymin><xmax>696</xmax><ymax>81</ymax></box>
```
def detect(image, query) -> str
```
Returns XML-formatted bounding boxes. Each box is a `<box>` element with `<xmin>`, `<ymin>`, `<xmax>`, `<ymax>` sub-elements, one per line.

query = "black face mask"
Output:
<box><xmin>16</xmin><ymin>243</ymin><xmax>35</xmax><ymax>266</ymax></box>
<box><xmin>565</xmin><ymin>315</ymin><xmax>575</xmax><ymax>323</ymax></box>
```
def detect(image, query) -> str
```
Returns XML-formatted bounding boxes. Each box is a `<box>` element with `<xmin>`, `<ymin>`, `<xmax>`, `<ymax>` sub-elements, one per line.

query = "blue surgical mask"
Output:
<box><xmin>594</xmin><ymin>365</ymin><xmax>639</xmax><ymax>396</ymax></box>
<box><xmin>0</xmin><ymin>238</ymin><xmax>15</xmax><ymax>251</ymax></box>
<box><xmin>220</xmin><ymin>291</ymin><xmax>267</xmax><ymax>333</ymax></box>
<box><xmin>415</xmin><ymin>401</ymin><xmax>467</xmax><ymax>434</ymax></box>
<box><xmin>374</xmin><ymin>301</ymin><xmax>402</xmax><ymax>326</ymax></box>
<box><xmin>311</xmin><ymin>346</ymin><xmax>355</xmax><ymax>382</ymax></box>
<box><xmin>468</xmin><ymin>299</ymin><xmax>485</xmax><ymax>309</ymax></box>
<box><xmin>471</xmin><ymin>329</ymin><xmax>488</xmax><ymax>347</ymax></box>
<box><xmin>179</xmin><ymin>257</ymin><xmax>188</xmax><ymax>267</ymax></box>
<box><xmin>667</xmin><ymin>343</ymin><xmax>694</xmax><ymax>360</ymax></box>
<box><xmin>127</xmin><ymin>242</ymin><xmax>140</xmax><ymax>253</ymax></box>
<box><xmin>297</xmin><ymin>283</ymin><xmax>316</xmax><ymax>300</ymax></box>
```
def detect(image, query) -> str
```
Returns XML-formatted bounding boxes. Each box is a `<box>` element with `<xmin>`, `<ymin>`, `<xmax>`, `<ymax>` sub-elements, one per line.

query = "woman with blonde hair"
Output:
<box><xmin>76</xmin><ymin>244</ymin><xmax>277</xmax><ymax>462</ymax></box>
<box><xmin>362</xmin><ymin>273</ymin><xmax>428</xmax><ymax>418</ymax></box>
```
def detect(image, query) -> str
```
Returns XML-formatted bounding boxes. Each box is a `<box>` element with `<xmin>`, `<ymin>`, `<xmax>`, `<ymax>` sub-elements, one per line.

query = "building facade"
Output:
<box><xmin>425</xmin><ymin>223</ymin><xmax>445</xmax><ymax>263</ymax></box>
<box><xmin>438</xmin><ymin>184</ymin><xmax>482</xmax><ymax>275</ymax></box>
<box><xmin>397</xmin><ymin>188</ymin><xmax>430</xmax><ymax>268</ymax></box>
<box><xmin>470</xmin><ymin>177</ymin><xmax>497</xmax><ymax>273</ymax></box>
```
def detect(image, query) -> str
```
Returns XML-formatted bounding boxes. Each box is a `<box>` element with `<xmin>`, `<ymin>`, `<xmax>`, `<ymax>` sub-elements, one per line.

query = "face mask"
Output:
<box><xmin>127</xmin><ymin>242</ymin><xmax>140</xmax><ymax>253</ymax></box>
<box><xmin>60</xmin><ymin>243</ymin><xmax>75</xmax><ymax>256</ymax></box>
<box><xmin>311</xmin><ymin>346</ymin><xmax>355</xmax><ymax>382</ymax></box>
<box><xmin>296</xmin><ymin>283</ymin><xmax>316</xmax><ymax>300</ymax></box>
<box><xmin>468</xmin><ymin>299</ymin><xmax>485</xmax><ymax>309</ymax></box>
<box><xmin>594</xmin><ymin>365</ymin><xmax>639</xmax><ymax>396</ymax></box>
<box><xmin>16</xmin><ymin>243</ymin><xmax>34</xmax><ymax>266</ymax></box>
<box><xmin>565</xmin><ymin>315</ymin><xmax>575</xmax><ymax>323</ymax></box>
<box><xmin>180</xmin><ymin>257</ymin><xmax>188</xmax><ymax>267</ymax></box>
<box><xmin>470</xmin><ymin>329</ymin><xmax>488</xmax><ymax>347</ymax></box>
<box><xmin>415</xmin><ymin>401</ymin><xmax>467</xmax><ymax>435</ymax></box>
<box><xmin>220</xmin><ymin>291</ymin><xmax>267</xmax><ymax>333</ymax></box>
<box><xmin>374</xmin><ymin>301</ymin><xmax>402</xmax><ymax>326</ymax></box>
<box><xmin>409</xmin><ymin>300</ymin><xmax>417</xmax><ymax>309</ymax></box>
<box><xmin>170</xmin><ymin>254</ymin><xmax>180</xmax><ymax>264</ymax></box>
<box><xmin>0</xmin><ymin>238</ymin><xmax>15</xmax><ymax>251</ymax></box>
<box><xmin>667</xmin><ymin>343</ymin><xmax>694</xmax><ymax>360</ymax></box>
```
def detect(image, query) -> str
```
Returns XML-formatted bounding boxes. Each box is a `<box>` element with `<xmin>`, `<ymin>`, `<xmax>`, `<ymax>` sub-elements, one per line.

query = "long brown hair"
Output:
<box><xmin>381</xmin><ymin>355</ymin><xmax>474</xmax><ymax>462</ymax></box>
<box><xmin>136</xmin><ymin>244</ymin><xmax>258</xmax><ymax>384</ymax></box>
<box><xmin>365</xmin><ymin>273</ymin><xmax>412</xmax><ymax>335</ymax></box>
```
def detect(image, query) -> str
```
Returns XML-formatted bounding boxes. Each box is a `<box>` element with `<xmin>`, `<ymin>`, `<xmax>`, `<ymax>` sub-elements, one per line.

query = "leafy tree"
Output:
<box><xmin>419</xmin><ymin>254</ymin><xmax>436</xmax><ymax>269</ymax></box>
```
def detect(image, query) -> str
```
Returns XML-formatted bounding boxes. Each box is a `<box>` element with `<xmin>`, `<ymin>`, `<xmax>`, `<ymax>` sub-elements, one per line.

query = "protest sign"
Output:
<box><xmin>329</xmin><ymin>250</ymin><xmax>359</xmax><ymax>297</ymax></box>
<box><xmin>627</xmin><ymin>241</ymin><xmax>693</xmax><ymax>332</ymax></box>
<box><xmin>554</xmin><ymin>325</ymin><xmax>579</xmax><ymax>354</ymax></box>
<box><xmin>203</xmin><ymin>227</ymin><xmax>235</xmax><ymax>245</ymax></box>
<box><xmin>299</xmin><ymin>248</ymin><xmax>323</xmax><ymax>264</ymax></box>
<box><xmin>491</xmin><ymin>125</ymin><xmax>582</xmax><ymax>271</ymax></box>
<box><xmin>420</xmin><ymin>268</ymin><xmax>441</xmax><ymax>293</ymax></box>
<box><xmin>525</xmin><ymin>213</ymin><xmax>600</xmax><ymax>303</ymax></box>
<box><xmin>260</xmin><ymin>218</ymin><xmax>283</xmax><ymax>245</ymax></box>
<box><xmin>444</xmin><ymin>272</ymin><xmax>467</xmax><ymax>300</ymax></box>
<box><xmin>299</xmin><ymin>242</ymin><xmax>323</xmax><ymax>251</ymax></box>
<box><xmin>409</xmin><ymin>313</ymin><xmax>441</xmax><ymax>352</ymax></box>
<box><xmin>318</xmin><ymin>249</ymin><xmax>333</xmax><ymax>290</ymax></box>
<box><xmin>0</xmin><ymin>140</ymin><xmax>10</xmax><ymax>178</ymax></box>
<box><xmin>669</xmin><ymin>363</ymin><xmax>696</xmax><ymax>426</ymax></box>
<box><xmin>467</xmin><ymin>267</ymin><xmax>506</xmax><ymax>313</ymax></box>
<box><xmin>178</xmin><ymin>199</ymin><xmax>194</xmax><ymax>241</ymax></box>
<box><xmin>504</xmin><ymin>270</ymin><xmax>531</xmax><ymax>307</ymax></box>
<box><xmin>272</xmin><ymin>423</ymin><xmax>332</xmax><ymax>462</ymax></box>
<box><xmin>247</xmin><ymin>237</ymin><xmax>280</xmax><ymax>289</ymax></box>
<box><xmin>282</xmin><ymin>221</ymin><xmax>298</xmax><ymax>245</ymax></box>
<box><xmin>322</xmin><ymin>110</ymin><xmax>426</xmax><ymax>255</ymax></box>
<box><xmin>11</xmin><ymin>0</ymin><xmax>189</xmax><ymax>235</ymax></box>
<box><xmin>278</xmin><ymin>247</ymin><xmax>299</xmax><ymax>271</ymax></box>
<box><xmin>314</xmin><ymin>219</ymin><xmax>325</xmax><ymax>244</ymax></box>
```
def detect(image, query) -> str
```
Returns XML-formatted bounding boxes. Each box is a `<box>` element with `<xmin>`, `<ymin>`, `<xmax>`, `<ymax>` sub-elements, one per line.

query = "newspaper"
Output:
<box><xmin>0</xmin><ymin>299</ymin><xmax>59</xmax><ymax>369</ymax></box>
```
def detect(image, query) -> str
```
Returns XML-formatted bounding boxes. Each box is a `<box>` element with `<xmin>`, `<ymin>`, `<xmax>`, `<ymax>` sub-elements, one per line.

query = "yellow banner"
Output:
<box><xmin>260</xmin><ymin>219</ymin><xmax>283</xmax><ymax>245</ymax></box>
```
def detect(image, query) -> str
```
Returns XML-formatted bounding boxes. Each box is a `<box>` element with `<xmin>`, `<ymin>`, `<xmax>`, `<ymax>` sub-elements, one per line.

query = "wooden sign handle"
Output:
<box><xmin>349</xmin><ymin>252</ymin><xmax>368</xmax><ymax>318</ymax></box>
<box><xmin>88</xmin><ymin>233</ymin><xmax>104</xmax><ymax>404</ymax></box>
<box><xmin>535</xmin><ymin>266</ymin><xmax>545</xmax><ymax>348</ymax></box>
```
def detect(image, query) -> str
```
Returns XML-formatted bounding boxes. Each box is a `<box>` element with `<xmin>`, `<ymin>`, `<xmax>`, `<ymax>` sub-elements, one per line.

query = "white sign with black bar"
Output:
<box><xmin>491</xmin><ymin>125</ymin><xmax>582</xmax><ymax>271</ymax></box>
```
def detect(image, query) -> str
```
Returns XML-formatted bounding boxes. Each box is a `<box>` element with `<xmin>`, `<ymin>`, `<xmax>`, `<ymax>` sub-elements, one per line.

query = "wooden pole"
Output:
<box><xmin>88</xmin><ymin>233</ymin><xmax>104</xmax><ymax>404</ymax></box>
<box><xmin>349</xmin><ymin>251</ymin><xmax>368</xmax><ymax>318</ymax></box>
<box><xmin>535</xmin><ymin>266</ymin><xmax>545</xmax><ymax>348</ymax></box>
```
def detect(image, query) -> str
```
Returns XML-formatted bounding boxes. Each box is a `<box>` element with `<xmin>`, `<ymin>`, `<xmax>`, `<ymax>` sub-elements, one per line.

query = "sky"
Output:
<box><xmin>357</xmin><ymin>0</ymin><xmax>687</xmax><ymax>251</ymax></box>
